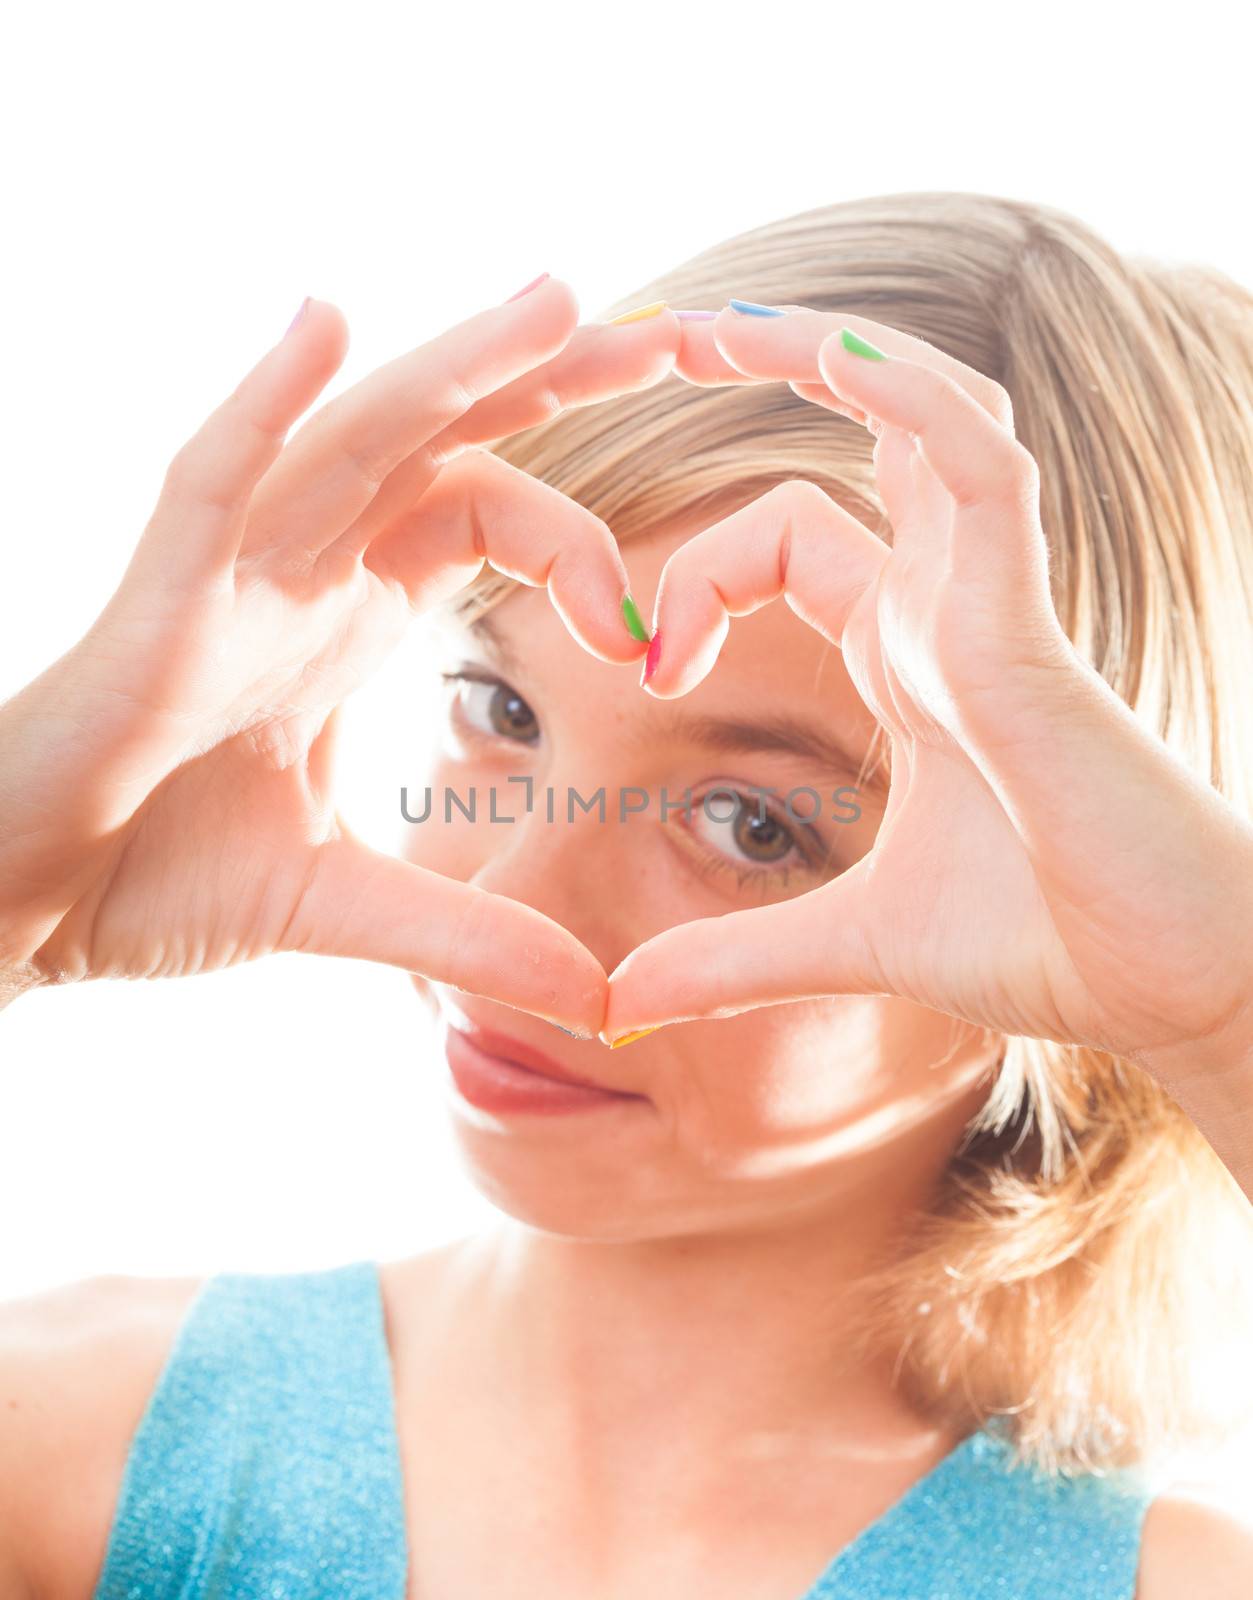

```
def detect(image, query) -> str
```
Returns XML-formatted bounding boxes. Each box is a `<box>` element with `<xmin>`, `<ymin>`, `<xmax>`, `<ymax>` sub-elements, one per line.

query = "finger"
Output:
<box><xmin>714</xmin><ymin>307</ymin><xmax>1014</xmax><ymax>428</ymax></box>
<box><xmin>288</xmin><ymin>831</ymin><xmax>608</xmax><ymax>1035</ymax></box>
<box><xmin>426</xmin><ymin>311</ymin><xmax>683</xmax><ymax>454</ymax></box>
<box><xmin>866</xmin><ymin>424</ymin><xmax>925</xmax><ymax>546</ymax></box>
<box><xmin>601</xmin><ymin>867</ymin><xmax>882</xmax><ymax>1041</ymax></box>
<box><xmin>366</xmin><ymin>450</ymin><xmax>648</xmax><ymax>665</ymax></box>
<box><xmin>816</xmin><ymin>334</ymin><xmax>1050</xmax><ymax>600</ymax></box>
<box><xmin>789</xmin><ymin>379</ymin><xmax>868</xmax><ymax>427</ymax></box>
<box><xmin>641</xmin><ymin>480</ymin><xmax>888</xmax><ymax>699</ymax></box>
<box><xmin>305</xmin><ymin>705</ymin><xmax>344</xmax><ymax>806</ymax></box>
<box><xmin>673</xmin><ymin>314</ymin><xmax>776</xmax><ymax>388</ymax></box>
<box><xmin>121</xmin><ymin>298</ymin><xmax>350</xmax><ymax>590</ymax></box>
<box><xmin>238</xmin><ymin>277</ymin><xmax>581</xmax><ymax>563</ymax></box>
<box><xmin>327</xmin><ymin>311</ymin><xmax>682</xmax><ymax>561</ymax></box>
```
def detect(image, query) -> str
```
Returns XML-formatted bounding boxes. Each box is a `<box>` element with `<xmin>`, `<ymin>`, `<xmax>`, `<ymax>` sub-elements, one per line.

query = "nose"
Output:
<box><xmin>468</xmin><ymin>777</ymin><xmax>647</xmax><ymax>977</ymax></box>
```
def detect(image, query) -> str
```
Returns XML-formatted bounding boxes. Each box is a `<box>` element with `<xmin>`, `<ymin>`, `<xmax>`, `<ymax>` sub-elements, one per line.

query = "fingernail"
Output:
<box><xmin>674</xmin><ymin>309</ymin><xmax>718</xmax><ymax>321</ymax></box>
<box><xmin>621</xmin><ymin>593</ymin><xmax>651</xmax><ymax>643</ymax></box>
<box><xmin>642</xmin><ymin>630</ymin><xmax>662</xmax><ymax>684</ymax></box>
<box><xmin>553</xmin><ymin>1023</ymin><xmax>591</xmax><ymax>1040</ymax></box>
<box><xmin>506</xmin><ymin>272</ymin><xmax>550</xmax><ymax>303</ymax></box>
<box><xmin>729</xmin><ymin>298</ymin><xmax>785</xmax><ymax>318</ymax></box>
<box><xmin>840</xmin><ymin>327</ymin><xmax>888</xmax><ymax>361</ymax></box>
<box><xmin>283</xmin><ymin>297</ymin><xmax>311</xmax><ymax>339</ymax></box>
<box><xmin>609</xmin><ymin>301</ymin><xmax>667</xmax><ymax>326</ymax></box>
<box><xmin>608</xmin><ymin>1027</ymin><xmax>658</xmax><ymax>1049</ymax></box>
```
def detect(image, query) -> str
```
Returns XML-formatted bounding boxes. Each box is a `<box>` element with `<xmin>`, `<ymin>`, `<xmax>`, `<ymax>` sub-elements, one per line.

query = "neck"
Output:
<box><xmin>426</xmin><ymin>1099</ymin><xmax>979</xmax><ymax>1470</ymax></box>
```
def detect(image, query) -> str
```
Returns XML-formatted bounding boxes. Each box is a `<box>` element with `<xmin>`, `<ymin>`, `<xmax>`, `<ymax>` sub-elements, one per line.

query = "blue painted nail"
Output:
<box><xmin>729</xmin><ymin>298</ymin><xmax>786</xmax><ymax>318</ymax></box>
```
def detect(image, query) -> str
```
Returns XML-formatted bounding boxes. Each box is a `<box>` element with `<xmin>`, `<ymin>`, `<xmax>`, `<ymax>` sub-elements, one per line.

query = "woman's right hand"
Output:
<box><xmin>0</xmin><ymin>280</ymin><xmax>678</xmax><ymax>1033</ymax></box>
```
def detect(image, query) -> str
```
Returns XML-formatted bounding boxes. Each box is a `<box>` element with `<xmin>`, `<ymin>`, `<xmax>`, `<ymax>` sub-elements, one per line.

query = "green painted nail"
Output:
<box><xmin>621</xmin><ymin>593</ymin><xmax>650</xmax><ymax>643</ymax></box>
<box><xmin>841</xmin><ymin>327</ymin><xmax>888</xmax><ymax>361</ymax></box>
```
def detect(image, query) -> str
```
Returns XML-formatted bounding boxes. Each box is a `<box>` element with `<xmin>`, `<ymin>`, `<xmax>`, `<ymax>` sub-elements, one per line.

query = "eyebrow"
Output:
<box><xmin>468</xmin><ymin>611</ymin><xmax>522</xmax><ymax>671</ymax></box>
<box><xmin>649</xmin><ymin>708</ymin><xmax>889</xmax><ymax>797</ymax></box>
<box><xmin>467</xmin><ymin>612</ymin><xmax>889</xmax><ymax>797</ymax></box>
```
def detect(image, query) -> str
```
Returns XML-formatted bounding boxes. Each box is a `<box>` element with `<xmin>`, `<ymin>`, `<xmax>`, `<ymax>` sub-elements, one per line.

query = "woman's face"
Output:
<box><xmin>404</xmin><ymin>502</ymin><xmax>998</xmax><ymax>1241</ymax></box>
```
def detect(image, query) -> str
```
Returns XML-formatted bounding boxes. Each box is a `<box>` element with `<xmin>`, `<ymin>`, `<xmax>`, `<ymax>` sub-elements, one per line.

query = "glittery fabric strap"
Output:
<box><xmin>91</xmin><ymin>1260</ymin><xmax>409</xmax><ymax>1600</ymax></box>
<box><xmin>801</xmin><ymin>1429</ymin><xmax>1154</xmax><ymax>1599</ymax></box>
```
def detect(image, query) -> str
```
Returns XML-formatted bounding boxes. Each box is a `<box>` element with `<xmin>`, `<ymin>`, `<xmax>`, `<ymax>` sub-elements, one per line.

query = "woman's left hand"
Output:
<box><xmin>603</xmin><ymin>307</ymin><xmax>1253</xmax><ymax>1185</ymax></box>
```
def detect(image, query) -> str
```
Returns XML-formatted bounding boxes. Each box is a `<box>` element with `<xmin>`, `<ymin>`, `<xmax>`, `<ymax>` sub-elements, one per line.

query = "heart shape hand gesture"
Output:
<box><xmin>3</xmin><ymin>286</ymin><xmax>1251</xmax><ymax>1101</ymax></box>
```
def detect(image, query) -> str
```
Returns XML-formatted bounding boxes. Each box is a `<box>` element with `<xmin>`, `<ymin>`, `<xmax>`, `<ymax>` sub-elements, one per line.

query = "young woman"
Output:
<box><xmin>2</xmin><ymin>193</ymin><xmax>1253</xmax><ymax>1598</ymax></box>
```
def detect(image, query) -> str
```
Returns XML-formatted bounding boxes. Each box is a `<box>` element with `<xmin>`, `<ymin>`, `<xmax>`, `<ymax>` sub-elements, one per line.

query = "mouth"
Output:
<box><xmin>436</xmin><ymin>997</ymin><xmax>651</xmax><ymax>1116</ymax></box>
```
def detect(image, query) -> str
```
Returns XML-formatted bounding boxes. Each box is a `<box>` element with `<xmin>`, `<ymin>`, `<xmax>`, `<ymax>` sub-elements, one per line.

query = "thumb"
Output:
<box><xmin>285</xmin><ymin>830</ymin><xmax>607</xmax><ymax>1035</ymax></box>
<box><xmin>600</xmin><ymin>865</ymin><xmax>885</xmax><ymax>1044</ymax></box>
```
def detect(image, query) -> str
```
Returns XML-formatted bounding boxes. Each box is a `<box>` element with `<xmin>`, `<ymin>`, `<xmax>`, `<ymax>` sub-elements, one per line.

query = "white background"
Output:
<box><xmin>2</xmin><ymin>0</ymin><xmax>1250</xmax><ymax>1510</ymax></box>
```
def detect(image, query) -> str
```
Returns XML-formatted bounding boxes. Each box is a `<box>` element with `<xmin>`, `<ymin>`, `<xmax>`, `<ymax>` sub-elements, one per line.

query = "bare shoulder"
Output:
<box><xmin>374</xmin><ymin>1236</ymin><xmax>486</xmax><ymax>1402</ymax></box>
<box><xmin>376</xmin><ymin>1238</ymin><xmax>477</xmax><ymax>1335</ymax></box>
<box><xmin>1136</xmin><ymin>1490</ymin><xmax>1253</xmax><ymax>1599</ymax></box>
<box><xmin>0</xmin><ymin>1271</ymin><xmax>206</xmax><ymax>1600</ymax></box>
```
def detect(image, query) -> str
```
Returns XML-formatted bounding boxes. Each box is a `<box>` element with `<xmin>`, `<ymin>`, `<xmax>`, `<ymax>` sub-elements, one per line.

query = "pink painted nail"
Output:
<box><xmin>283</xmin><ymin>297</ymin><xmax>311</xmax><ymax>339</ymax></box>
<box><xmin>506</xmin><ymin>272</ymin><xmax>550</xmax><ymax>303</ymax></box>
<box><xmin>674</xmin><ymin>309</ymin><xmax>718</xmax><ymax>321</ymax></box>
<box><xmin>643</xmin><ymin>630</ymin><xmax>663</xmax><ymax>684</ymax></box>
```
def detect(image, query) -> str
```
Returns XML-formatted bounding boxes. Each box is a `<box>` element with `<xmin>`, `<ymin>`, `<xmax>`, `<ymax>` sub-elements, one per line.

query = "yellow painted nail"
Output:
<box><xmin>608</xmin><ymin>301</ymin><xmax>667</xmax><ymax>326</ymax></box>
<box><xmin>607</xmin><ymin>1026</ymin><xmax>659</xmax><ymax>1049</ymax></box>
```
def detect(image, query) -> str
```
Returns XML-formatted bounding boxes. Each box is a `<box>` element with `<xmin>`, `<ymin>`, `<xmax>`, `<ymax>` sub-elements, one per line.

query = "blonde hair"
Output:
<box><xmin>463</xmin><ymin>192</ymin><xmax>1253</xmax><ymax>1479</ymax></box>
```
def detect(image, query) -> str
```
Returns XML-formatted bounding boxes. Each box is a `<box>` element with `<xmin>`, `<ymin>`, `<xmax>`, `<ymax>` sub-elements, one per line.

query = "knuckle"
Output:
<box><xmin>161</xmin><ymin>445</ymin><xmax>192</xmax><ymax>493</ymax></box>
<box><xmin>161</xmin><ymin>447</ymin><xmax>234</xmax><ymax>515</ymax></box>
<box><xmin>446</xmin><ymin>375</ymin><xmax>481</xmax><ymax>417</ymax></box>
<box><xmin>929</xmin><ymin>358</ymin><xmax>1014</xmax><ymax>432</ymax></box>
<box><xmin>975</xmin><ymin>375</ymin><xmax>1015</xmax><ymax>430</ymax></box>
<box><xmin>947</xmin><ymin>436</ymin><xmax>1039</xmax><ymax>515</ymax></box>
<box><xmin>429</xmin><ymin>360</ymin><xmax>481</xmax><ymax>422</ymax></box>
<box><xmin>430</xmin><ymin>448</ymin><xmax>480</xmax><ymax>493</ymax></box>
<box><xmin>1000</xmin><ymin>440</ymin><xmax>1042</xmax><ymax>500</ymax></box>
<box><xmin>221</xmin><ymin>385</ymin><xmax>286</xmax><ymax>455</ymax></box>
<box><xmin>531</xmin><ymin>384</ymin><xmax>564</xmax><ymax>423</ymax></box>
<box><xmin>775</xmin><ymin>479</ymin><xmax>830</xmax><ymax>518</ymax></box>
<box><xmin>339</xmin><ymin>437</ymin><xmax>390</xmax><ymax>497</ymax></box>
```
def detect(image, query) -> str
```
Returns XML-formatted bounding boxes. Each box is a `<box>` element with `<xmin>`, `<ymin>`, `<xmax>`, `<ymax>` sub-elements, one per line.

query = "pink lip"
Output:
<box><xmin>456</xmin><ymin>1020</ymin><xmax>618</xmax><ymax>1088</ymax></box>
<box><xmin>441</xmin><ymin>1018</ymin><xmax>650</xmax><ymax>1117</ymax></box>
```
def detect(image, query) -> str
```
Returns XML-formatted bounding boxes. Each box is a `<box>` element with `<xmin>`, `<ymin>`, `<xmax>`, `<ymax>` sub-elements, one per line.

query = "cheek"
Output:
<box><xmin>666</xmin><ymin>1002</ymin><xmax>871</xmax><ymax>1142</ymax></box>
<box><xmin>400</xmin><ymin>755</ymin><xmax>499</xmax><ymax>880</ymax></box>
<box><xmin>670</xmin><ymin>998</ymin><xmax>940</xmax><ymax>1160</ymax></box>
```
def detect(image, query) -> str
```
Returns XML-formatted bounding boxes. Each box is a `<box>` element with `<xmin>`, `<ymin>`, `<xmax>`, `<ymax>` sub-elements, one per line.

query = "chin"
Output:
<box><xmin>445</xmin><ymin>1116</ymin><xmax>669</xmax><ymax>1240</ymax></box>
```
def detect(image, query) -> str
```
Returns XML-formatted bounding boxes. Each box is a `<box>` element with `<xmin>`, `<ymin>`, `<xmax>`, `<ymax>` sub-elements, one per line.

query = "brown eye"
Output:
<box><xmin>733</xmin><ymin>803</ymin><xmax>793</xmax><ymax>863</ymax></box>
<box><xmin>487</xmin><ymin>683</ymin><xmax>538</xmax><ymax>742</ymax></box>
<box><xmin>442</xmin><ymin>672</ymin><xmax>541</xmax><ymax>746</ymax></box>
<box><xmin>688</xmin><ymin>788</ymin><xmax>804</xmax><ymax>871</ymax></box>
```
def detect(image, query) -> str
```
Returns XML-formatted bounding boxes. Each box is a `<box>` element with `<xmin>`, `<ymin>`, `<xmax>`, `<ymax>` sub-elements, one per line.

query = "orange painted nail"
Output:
<box><xmin>607</xmin><ymin>1026</ymin><xmax>659</xmax><ymax>1049</ymax></box>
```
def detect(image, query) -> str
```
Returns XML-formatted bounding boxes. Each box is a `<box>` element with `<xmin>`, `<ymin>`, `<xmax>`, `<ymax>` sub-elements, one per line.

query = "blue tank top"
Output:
<box><xmin>90</xmin><ymin>1259</ymin><xmax>1156</xmax><ymax>1599</ymax></box>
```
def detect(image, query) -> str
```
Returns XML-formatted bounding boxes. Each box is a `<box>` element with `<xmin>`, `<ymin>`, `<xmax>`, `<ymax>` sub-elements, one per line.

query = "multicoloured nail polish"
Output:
<box><xmin>621</xmin><ymin>593</ymin><xmax>651</xmax><ymax>643</ymax></box>
<box><xmin>506</xmin><ymin>272</ymin><xmax>550</xmax><ymax>303</ymax></box>
<box><xmin>608</xmin><ymin>1027</ymin><xmax>658</xmax><ymax>1049</ymax></box>
<box><xmin>609</xmin><ymin>301</ymin><xmax>667</xmax><ymax>325</ymax></box>
<box><xmin>841</xmin><ymin>327</ymin><xmax>888</xmax><ymax>360</ymax></box>
<box><xmin>674</xmin><ymin>309</ymin><xmax>718</xmax><ymax>321</ymax></box>
<box><xmin>643</xmin><ymin>630</ymin><xmax>662</xmax><ymax>684</ymax></box>
<box><xmin>729</xmin><ymin>298</ymin><xmax>785</xmax><ymax>318</ymax></box>
<box><xmin>283</xmin><ymin>297</ymin><xmax>311</xmax><ymax>339</ymax></box>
